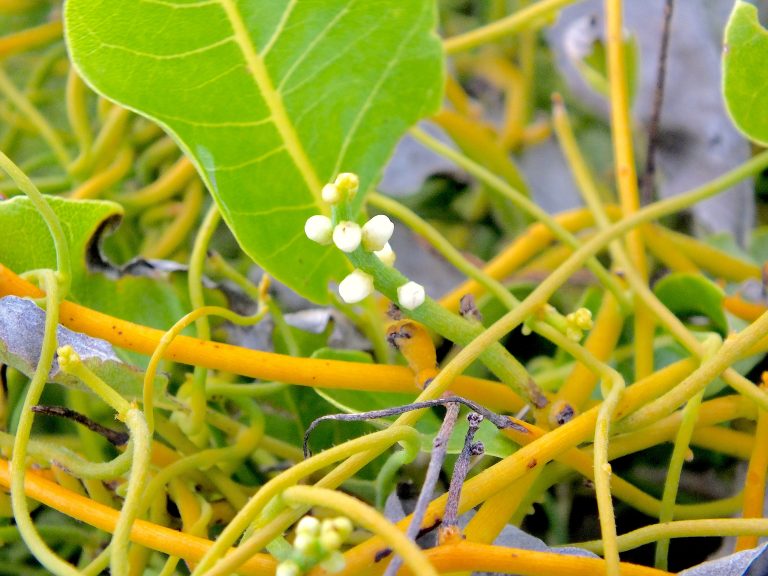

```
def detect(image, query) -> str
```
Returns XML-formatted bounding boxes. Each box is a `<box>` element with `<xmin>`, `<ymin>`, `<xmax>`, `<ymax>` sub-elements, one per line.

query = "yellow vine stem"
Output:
<box><xmin>608</xmin><ymin>395</ymin><xmax>755</xmax><ymax>462</ymax></box>
<box><xmin>553</xmin><ymin>96</ymin><xmax>768</xmax><ymax>420</ymax></box>
<box><xmin>0</xmin><ymin>266</ymin><xmax>526</xmax><ymax>412</ymax></box>
<box><xmin>642</xmin><ymin>227</ymin><xmax>699</xmax><ymax>274</ymax></box>
<box><xmin>577</xmin><ymin>518</ymin><xmax>768</xmax><ymax>554</ymax></box>
<box><xmin>190</xmin><ymin>426</ymin><xmax>420</xmax><ymax>575</ymax></box>
<box><xmin>0</xmin><ymin>20</ymin><xmax>62</xmax><ymax>58</ymax></box>
<box><xmin>336</xmin><ymin>360</ymin><xmax>696</xmax><ymax>575</ymax></box>
<box><xmin>604</xmin><ymin>0</ymin><xmax>654</xmax><ymax>379</ymax></box>
<box><xmin>65</xmin><ymin>66</ymin><xmax>94</xmax><ymax>175</ymax></box>
<box><xmin>70</xmin><ymin>146</ymin><xmax>134</xmax><ymax>200</ymax></box>
<box><xmin>657</xmin><ymin>226</ymin><xmax>760</xmax><ymax>281</ymax></box>
<box><xmin>184</xmin><ymin>202</ymin><xmax>220</xmax><ymax>441</ymax></box>
<box><xmin>118</xmin><ymin>156</ymin><xmax>196</xmax><ymax>208</ymax></box>
<box><xmin>735</xmin><ymin>375</ymin><xmax>768</xmax><ymax>552</ymax></box>
<box><xmin>421</xmin><ymin>540</ymin><xmax>671</xmax><ymax>576</ymax></box>
<box><xmin>142</xmin><ymin>303</ymin><xmax>267</xmax><ymax>435</ymax></box>
<box><xmin>617</xmin><ymin>310</ymin><xmax>768</xmax><ymax>433</ymax></box>
<box><xmin>282</xmin><ymin>485</ymin><xmax>437</xmax><ymax>576</ymax></box>
<box><xmin>56</xmin><ymin>346</ymin><xmax>151</xmax><ymax>576</ymax></box>
<box><xmin>654</xmin><ymin>335</ymin><xmax>720</xmax><ymax>570</ymax></box>
<box><xmin>0</xmin><ymin>459</ymin><xmax>277</xmax><ymax>575</ymax></box>
<box><xmin>439</xmin><ymin>206</ymin><xmax>620</xmax><ymax>311</ymax></box>
<box><xmin>140</xmin><ymin>179</ymin><xmax>204</xmax><ymax>258</ymax></box>
<box><xmin>551</xmin><ymin>290</ymin><xmax>624</xmax><ymax>418</ymax></box>
<box><xmin>443</xmin><ymin>0</ymin><xmax>578</xmax><ymax>54</ymax></box>
<box><xmin>9</xmin><ymin>272</ymin><xmax>80</xmax><ymax>576</ymax></box>
<box><xmin>87</xmin><ymin>105</ymin><xmax>131</xmax><ymax>173</ymax></box>
<box><xmin>0</xmin><ymin>67</ymin><xmax>71</xmax><ymax>168</ymax></box>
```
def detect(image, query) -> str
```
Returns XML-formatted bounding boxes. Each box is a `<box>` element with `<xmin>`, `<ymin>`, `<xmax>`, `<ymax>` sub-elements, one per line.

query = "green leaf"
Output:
<box><xmin>64</xmin><ymin>0</ymin><xmax>444</xmax><ymax>303</ymax></box>
<box><xmin>576</xmin><ymin>33</ymin><xmax>639</xmax><ymax>104</ymax></box>
<box><xmin>653</xmin><ymin>273</ymin><xmax>728</xmax><ymax>336</ymax></box>
<box><xmin>0</xmin><ymin>196</ymin><xmax>190</xmax><ymax>352</ymax></box>
<box><xmin>723</xmin><ymin>1</ymin><xmax>768</xmax><ymax>146</ymax></box>
<box><xmin>0</xmin><ymin>195</ymin><xmax>121</xmax><ymax>279</ymax></box>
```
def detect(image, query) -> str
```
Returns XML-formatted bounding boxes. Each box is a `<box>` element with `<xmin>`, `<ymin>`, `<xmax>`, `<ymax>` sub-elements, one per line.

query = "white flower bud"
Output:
<box><xmin>296</xmin><ymin>516</ymin><xmax>321</xmax><ymax>536</ymax></box>
<box><xmin>319</xmin><ymin>529</ymin><xmax>343</xmax><ymax>551</ymax></box>
<box><xmin>374</xmin><ymin>243</ymin><xmax>396</xmax><ymax>266</ymax></box>
<box><xmin>320</xmin><ymin>551</ymin><xmax>346</xmax><ymax>573</ymax></box>
<box><xmin>334</xmin><ymin>172</ymin><xmax>359</xmax><ymax>196</ymax></box>
<box><xmin>333</xmin><ymin>221</ymin><xmax>362</xmax><ymax>253</ymax></box>
<box><xmin>322</xmin><ymin>183</ymin><xmax>342</xmax><ymax>204</ymax></box>
<box><xmin>304</xmin><ymin>215</ymin><xmax>333</xmax><ymax>245</ymax></box>
<box><xmin>361</xmin><ymin>215</ymin><xmax>394</xmax><ymax>251</ymax></box>
<box><xmin>276</xmin><ymin>560</ymin><xmax>301</xmax><ymax>576</ymax></box>
<box><xmin>331</xmin><ymin>517</ymin><xmax>353</xmax><ymax>539</ymax></box>
<box><xmin>397</xmin><ymin>281</ymin><xmax>425</xmax><ymax>310</ymax></box>
<box><xmin>293</xmin><ymin>533</ymin><xmax>315</xmax><ymax>554</ymax></box>
<box><xmin>338</xmin><ymin>269</ymin><xmax>373</xmax><ymax>304</ymax></box>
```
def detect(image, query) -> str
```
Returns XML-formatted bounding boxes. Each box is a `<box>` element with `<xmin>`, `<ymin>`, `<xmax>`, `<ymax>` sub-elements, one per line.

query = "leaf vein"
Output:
<box><xmin>217</xmin><ymin>0</ymin><xmax>324</xmax><ymax>206</ymax></box>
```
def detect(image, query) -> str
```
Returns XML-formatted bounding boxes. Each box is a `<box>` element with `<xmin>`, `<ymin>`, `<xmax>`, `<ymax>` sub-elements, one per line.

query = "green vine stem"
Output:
<box><xmin>55</xmin><ymin>345</ymin><xmax>152</xmax><ymax>576</ymax></box>
<box><xmin>654</xmin><ymin>389</ymin><xmax>705</xmax><ymax>570</ymax></box>
<box><xmin>143</xmin><ymin>304</ymin><xmax>267</xmax><ymax>436</ymax></box>
<box><xmin>0</xmin><ymin>66</ymin><xmax>71</xmax><ymax>169</ymax></box>
<box><xmin>9</xmin><ymin>271</ymin><xmax>81</xmax><ymax>576</ymax></box>
<box><xmin>367</xmin><ymin>191</ymin><xmax>573</xmax><ymax>334</ymax></box>
<box><xmin>0</xmin><ymin>149</ymin><xmax>71</xmax><ymax>297</ymax></box>
<box><xmin>409</xmin><ymin>125</ymin><xmax>632</xmax><ymax>312</ymax></box>
<box><xmin>0</xmin><ymin>431</ymin><xmax>133</xmax><ymax>480</ymax></box>
<box><xmin>282</xmin><ymin>485</ymin><xmax>437</xmax><ymax>576</ymax></box>
<box><xmin>109</xmin><ymin>408</ymin><xmax>150</xmax><ymax>576</ymax></box>
<box><xmin>575</xmin><ymin>517</ymin><xmax>768</xmax><ymax>554</ymax></box>
<box><xmin>443</xmin><ymin>0</ymin><xmax>578</xmax><ymax>54</ymax></box>
<box><xmin>192</xmin><ymin>425</ymin><xmax>420</xmax><ymax>575</ymax></box>
<box><xmin>347</xmin><ymin>247</ymin><xmax>547</xmax><ymax>407</ymax></box>
<box><xmin>185</xmin><ymin>202</ymin><xmax>221</xmax><ymax>441</ymax></box>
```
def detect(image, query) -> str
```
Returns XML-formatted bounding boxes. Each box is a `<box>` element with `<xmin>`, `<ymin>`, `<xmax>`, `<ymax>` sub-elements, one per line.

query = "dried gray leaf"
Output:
<box><xmin>0</xmin><ymin>296</ymin><xmax>166</xmax><ymax>403</ymax></box>
<box><xmin>547</xmin><ymin>0</ymin><xmax>754</xmax><ymax>242</ymax></box>
<box><xmin>678</xmin><ymin>542</ymin><xmax>768</xmax><ymax>576</ymax></box>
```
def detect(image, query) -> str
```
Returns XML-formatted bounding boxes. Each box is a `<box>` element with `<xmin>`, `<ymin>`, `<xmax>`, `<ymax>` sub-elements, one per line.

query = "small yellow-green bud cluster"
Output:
<box><xmin>565</xmin><ymin>307</ymin><xmax>593</xmax><ymax>341</ymax></box>
<box><xmin>304</xmin><ymin>173</ymin><xmax>426</xmax><ymax>310</ymax></box>
<box><xmin>276</xmin><ymin>515</ymin><xmax>354</xmax><ymax>575</ymax></box>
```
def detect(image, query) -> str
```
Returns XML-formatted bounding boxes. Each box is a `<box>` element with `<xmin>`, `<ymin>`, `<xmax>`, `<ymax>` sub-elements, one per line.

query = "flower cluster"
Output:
<box><xmin>565</xmin><ymin>307</ymin><xmax>594</xmax><ymax>341</ymax></box>
<box><xmin>304</xmin><ymin>173</ymin><xmax>426</xmax><ymax>310</ymax></box>
<box><xmin>276</xmin><ymin>515</ymin><xmax>354</xmax><ymax>576</ymax></box>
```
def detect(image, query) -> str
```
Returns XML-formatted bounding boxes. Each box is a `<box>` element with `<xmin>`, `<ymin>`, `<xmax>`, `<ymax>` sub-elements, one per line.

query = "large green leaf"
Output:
<box><xmin>64</xmin><ymin>0</ymin><xmax>444</xmax><ymax>303</ymax></box>
<box><xmin>723</xmin><ymin>1</ymin><xmax>768</xmax><ymax>146</ymax></box>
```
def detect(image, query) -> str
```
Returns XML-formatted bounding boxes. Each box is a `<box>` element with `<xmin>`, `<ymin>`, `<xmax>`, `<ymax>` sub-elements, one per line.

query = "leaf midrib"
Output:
<box><xmin>217</xmin><ymin>0</ymin><xmax>324</xmax><ymax>206</ymax></box>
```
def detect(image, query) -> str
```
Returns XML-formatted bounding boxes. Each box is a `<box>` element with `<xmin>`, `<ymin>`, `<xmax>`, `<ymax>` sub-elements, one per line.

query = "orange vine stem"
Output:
<box><xmin>0</xmin><ymin>264</ymin><xmax>524</xmax><ymax>412</ymax></box>
<box><xmin>0</xmin><ymin>459</ymin><xmax>276</xmax><ymax>575</ymax></box>
<box><xmin>735</xmin><ymin>377</ymin><xmax>768</xmax><ymax>551</ymax></box>
<box><xmin>439</xmin><ymin>206</ymin><xmax>620</xmax><ymax>311</ymax></box>
<box><xmin>418</xmin><ymin>540</ymin><xmax>672</xmax><ymax>576</ymax></box>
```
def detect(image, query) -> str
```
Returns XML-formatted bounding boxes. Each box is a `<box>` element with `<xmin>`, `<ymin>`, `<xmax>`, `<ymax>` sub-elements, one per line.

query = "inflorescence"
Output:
<box><xmin>304</xmin><ymin>172</ymin><xmax>425</xmax><ymax>309</ymax></box>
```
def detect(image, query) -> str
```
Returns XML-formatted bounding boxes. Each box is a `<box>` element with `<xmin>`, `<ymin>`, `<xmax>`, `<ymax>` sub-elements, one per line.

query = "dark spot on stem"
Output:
<box><xmin>555</xmin><ymin>403</ymin><xmax>575</xmax><ymax>426</ymax></box>
<box><xmin>375</xmin><ymin>548</ymin><xmax>392</xmax><ymax>562</ymax></box>
<box><xmin>527</xmin><ymin>458</ymin><xmax>537</xmax><ymax>469</ymax></box>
